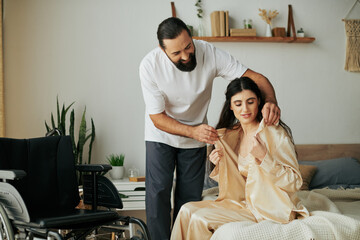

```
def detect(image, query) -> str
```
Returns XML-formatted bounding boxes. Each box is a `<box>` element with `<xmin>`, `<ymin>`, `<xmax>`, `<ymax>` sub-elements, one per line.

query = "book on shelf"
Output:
<box><xmin>210</xmin><ymin>11</ymin><xmax>220</xmax><ymax>36</ymax></box>
<box><xmin>225</xmin><ymin>11</ymin><xmax>229</xmax><ymax>36</ymax></box>
<box><xmin>210</xmin><ymin>10</ymin><xmax>229</xmax><ymax>37</ymax></box>
<box><xmin>219</xmin><ymin>11</ymin><xmax>225</xmax><ymax>37</ymax></box>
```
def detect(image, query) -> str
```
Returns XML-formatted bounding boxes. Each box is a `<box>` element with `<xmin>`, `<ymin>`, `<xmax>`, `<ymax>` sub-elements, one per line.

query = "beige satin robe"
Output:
<box><xmin>171</xmin><ymin>120</ymin><xmax>309</xmax><ymax>240</ymax></box>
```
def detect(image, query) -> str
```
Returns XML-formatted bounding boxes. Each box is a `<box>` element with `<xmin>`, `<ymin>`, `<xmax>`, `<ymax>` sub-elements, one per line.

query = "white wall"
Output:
<box><xmin>4</xmin><ymin>0</ymin><xmax>360</xmax><ymax>176</ymax></box>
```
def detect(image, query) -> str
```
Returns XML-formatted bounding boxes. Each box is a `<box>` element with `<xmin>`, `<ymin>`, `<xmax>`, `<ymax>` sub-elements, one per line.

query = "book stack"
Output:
<box><xmin>230</xmin><ymin>28</ymin><xmax>257</xmax><ymax>37</ymax></box>
<box><xmin>210</xmin><ymin>10</ymin><xmax>229</xmax><ymax>37</ymax></box>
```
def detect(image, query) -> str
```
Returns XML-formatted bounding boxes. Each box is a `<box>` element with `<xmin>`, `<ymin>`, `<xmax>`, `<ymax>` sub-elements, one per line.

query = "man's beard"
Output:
<box><xmin>173</xmin><ymin>52</ymin><xmax>197</xmax><ymax>72</ymax></box>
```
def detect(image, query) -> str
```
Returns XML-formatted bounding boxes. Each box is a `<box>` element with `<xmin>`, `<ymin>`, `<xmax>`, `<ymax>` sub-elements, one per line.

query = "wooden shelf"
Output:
<box><xmin>193</xmin><ymin>36</ymin><xmax>315</xmax><ymax>43</ymax></box>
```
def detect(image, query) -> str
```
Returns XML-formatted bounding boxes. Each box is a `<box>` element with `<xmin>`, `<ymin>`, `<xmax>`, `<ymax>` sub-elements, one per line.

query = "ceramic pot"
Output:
<box><xmin>109</xmin><ymin>166</ymin><xmax>124</xmax><ymax>180</ymax></box>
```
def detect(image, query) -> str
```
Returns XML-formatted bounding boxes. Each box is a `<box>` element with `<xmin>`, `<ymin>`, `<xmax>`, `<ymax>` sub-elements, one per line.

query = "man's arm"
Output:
<box><xmin>149</xmin><ymin>111</ymin><xmax>218</xmax><ymax>144</ymax></box>
<box><xmin>242</xmin><ymin>69</ymin><xmax>280</xmax><ymax>125</ymax></box>
<box><xmin>242</xmin><ymin>69</ymin><xmax>277</xmax><ymax>104</ymax></box>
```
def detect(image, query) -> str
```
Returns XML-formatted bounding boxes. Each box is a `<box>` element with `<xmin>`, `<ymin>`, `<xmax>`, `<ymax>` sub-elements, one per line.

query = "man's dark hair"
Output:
<box><xmin>157</xmin><ymin>17</ymin><xmax>192</xmax><ymax>49</ymax></box>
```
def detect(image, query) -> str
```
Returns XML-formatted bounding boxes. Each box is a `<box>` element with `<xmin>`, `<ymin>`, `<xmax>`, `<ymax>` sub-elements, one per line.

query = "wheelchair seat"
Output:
<box><xmin>0</xmin><ymin>136</ymin><xmax>150</xmax><ymax>240</ymax></box>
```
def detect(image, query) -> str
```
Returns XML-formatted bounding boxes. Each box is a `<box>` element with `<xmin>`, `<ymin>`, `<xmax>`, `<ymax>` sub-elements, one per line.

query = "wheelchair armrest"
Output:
<box><xmin>0</xmin><ymin>170</ymin><xmax>26</xmax><ymax>180</ymax></box>
<box><xmin>77</xmin><ymin>164</ymin><xmax>119</xmax><ymax>210</ymax></box>
<box><xmin>76</xmin><ymin>164</ymin><xmax>112</xmax><ymax>174</ymax></box>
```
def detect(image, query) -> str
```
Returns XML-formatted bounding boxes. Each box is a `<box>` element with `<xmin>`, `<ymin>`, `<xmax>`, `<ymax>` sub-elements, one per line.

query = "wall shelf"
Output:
<box><xmin>193</xmin><ymin>36</ymin><xmax>315</xmax><ymax>43</ymax></box>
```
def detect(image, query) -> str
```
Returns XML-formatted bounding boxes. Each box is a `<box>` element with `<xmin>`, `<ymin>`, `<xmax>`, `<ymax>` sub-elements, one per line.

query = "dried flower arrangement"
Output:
<box><xmin>258</xmin><ymin>8</ymin><xmax>279</xmax><ymax>25</ymax></box>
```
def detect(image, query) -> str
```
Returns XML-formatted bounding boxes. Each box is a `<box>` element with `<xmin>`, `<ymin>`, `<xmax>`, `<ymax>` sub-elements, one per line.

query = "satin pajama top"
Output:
<box><xmin>210</xmin><ymin>120</ymin><xmax>309</xmax><ymax>223</ymax></box>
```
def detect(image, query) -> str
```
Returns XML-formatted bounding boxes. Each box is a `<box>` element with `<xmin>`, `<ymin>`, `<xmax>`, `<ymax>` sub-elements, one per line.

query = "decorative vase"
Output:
<box><xmin>109</xmin><ymin>166</ymin><xmax>124</xmax><ymax>180</ymax></box>
<box><xmin>265</xmin><ymin>24</ymin><xmax>272</xmax><ymax>37</ymax></box>
<box><xmin>198</xmin><ymin>19</ymin><xmax>205</xmax><ymax>37</ymax></box>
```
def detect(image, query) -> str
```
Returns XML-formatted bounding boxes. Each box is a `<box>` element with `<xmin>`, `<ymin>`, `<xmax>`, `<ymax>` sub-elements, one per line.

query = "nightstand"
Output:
<box><xmin>111</xmin><ymin>178</ymin><xmax>145</xmax><ymax>211</ymax></box>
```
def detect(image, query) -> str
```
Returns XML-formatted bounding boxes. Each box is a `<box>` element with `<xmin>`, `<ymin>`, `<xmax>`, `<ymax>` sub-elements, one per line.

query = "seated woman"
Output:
<box><xmin>170</xmin><ymin>77</ymin><xmax>309</xmax><ymax>240</ymax></box>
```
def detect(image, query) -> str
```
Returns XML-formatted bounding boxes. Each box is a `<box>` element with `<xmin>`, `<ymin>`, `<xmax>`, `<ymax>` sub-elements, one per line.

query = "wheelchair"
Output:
<box><xmin>0</xmin><ymin>136</ymin><xmax>151</xmax><ymax>240</ymax></box>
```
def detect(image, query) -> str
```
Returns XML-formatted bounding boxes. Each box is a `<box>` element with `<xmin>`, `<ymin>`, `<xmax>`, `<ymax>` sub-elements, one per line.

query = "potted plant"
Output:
<box><xmin>45</xmin><ymin>97</ymin><xmax>95</xmax><ymax>185</ymax></box>
<box><xmin>45</xmin><ymin>97</ymin><xmax>96</xmax><ymax>166</ymax></box>
<box><xmin>107</xmin><ymin>153</ymin><xmax>125</xmax><ymax>180</ymax></box>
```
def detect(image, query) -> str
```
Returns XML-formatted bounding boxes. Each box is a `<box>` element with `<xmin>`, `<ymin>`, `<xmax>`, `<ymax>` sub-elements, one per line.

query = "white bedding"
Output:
<box><xmin>203</xmin><ymin>188</ymin><xmax>360</xmax><ymax>240</ymax></box>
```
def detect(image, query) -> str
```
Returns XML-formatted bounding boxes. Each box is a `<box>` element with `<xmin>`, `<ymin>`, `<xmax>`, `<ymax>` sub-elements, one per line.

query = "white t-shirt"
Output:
<box><xmin>139</xmin><ymin>39</ymin><xmax>247</xmax><ymax>148</ymax></box>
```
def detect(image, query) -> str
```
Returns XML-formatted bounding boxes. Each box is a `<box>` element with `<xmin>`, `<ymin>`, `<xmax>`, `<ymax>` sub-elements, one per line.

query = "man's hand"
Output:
<box><xmin>191</xmin><ymin>124</ymin><xmax>219</xmax><ymax>144</ymax></box>
<box><xmin>150</xmin><ymin>112</ymin><xmax>218</xmax><ymax>143</ymax></box>
<box><xmin>262</xmin><ymin>102</ymin><xmax>281</xmax><ymax>125</ymax></box>
<box><xmin>242</xmin><ymin>69</ymin><xmax>280</xmax><ymax>125</ymax></box>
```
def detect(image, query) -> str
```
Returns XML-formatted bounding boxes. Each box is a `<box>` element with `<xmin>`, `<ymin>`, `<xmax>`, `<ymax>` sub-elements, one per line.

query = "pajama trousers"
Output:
<box><xmin>170</xmin><ymin>199</ymin><xmax>257</xmax><ymax>240</ymax></box>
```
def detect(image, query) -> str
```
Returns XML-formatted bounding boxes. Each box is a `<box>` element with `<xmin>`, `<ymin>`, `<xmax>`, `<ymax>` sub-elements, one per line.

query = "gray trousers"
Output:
<box><xmin>145</xmin><ymin>141</ymin><xmax>206</xmax><ymax>240</ymax></box>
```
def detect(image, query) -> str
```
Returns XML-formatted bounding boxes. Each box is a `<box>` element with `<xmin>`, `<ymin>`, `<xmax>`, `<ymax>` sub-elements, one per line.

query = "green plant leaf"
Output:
<box><xmin>118</xmin><ymin>193</ymin><xmax>129</xmax><ymax>199</ymax></box>
<box><xmin>106</xmin><ymin>153</ymin><xmax>125</xmax><ymax>166</ymax></box>
<box><xmin>60</xmin><ymin>104</ymin><xmax>66</xmax><ymax>135</ymax></box>
<box><xmin>85</xmin><ymin>133</ymin><xmax>91</xmax><ymax>142</ymax></box>
<box><xmin>51</xmin><ymin>113</ymin><xmax>56</xmax><ymax>129</ymax></box>
<box><xmin>56</xmin><ymin>96</ymin><xmax>61</xmax><ymax>127</ymax></box>
<box><xmin>65</xmin><ymin>101</ymin><xmax>75</xmax><ymax>136</ymax></box>
<box><xmin>88</xmin><ymin>118</ymin><xmax>96</xmax><ymax>164</ymax></box>
<box><xmin>77</xmin><ymin>108</ymin><xmax>87</xmax><ymax>165</ymax></box>
<box><xmin>65</xmin><ymin>102</ymin><xmax>75</xmax><ymax>114</ymax></box>
<box><xmin>45</xmin><ymin>121</ymin><xmax>51</xmax><ymax>133</ymax></box>
<box><xmin>70</xmin><ymin>109</ymin><xmax>77</xmax><ymax>162</ymax></box>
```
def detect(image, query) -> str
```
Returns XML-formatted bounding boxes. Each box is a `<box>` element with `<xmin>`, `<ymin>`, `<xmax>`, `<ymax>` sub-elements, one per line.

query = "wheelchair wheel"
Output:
<box><xmin>0</xmin><ymin>204</ymin><xmax>14</xmax><ymax>240</ymax></box>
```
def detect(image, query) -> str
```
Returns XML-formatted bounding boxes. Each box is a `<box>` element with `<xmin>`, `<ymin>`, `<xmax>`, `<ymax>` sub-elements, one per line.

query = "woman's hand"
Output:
<box><xmin>209</xmin><ymin>147</ymin><xmax>223</xmax><ymax>165</ymax></box>
<box><xmin>250</xmin><ymin>134</ymin><xmax>267</xmax><ymax>163</ymax></box>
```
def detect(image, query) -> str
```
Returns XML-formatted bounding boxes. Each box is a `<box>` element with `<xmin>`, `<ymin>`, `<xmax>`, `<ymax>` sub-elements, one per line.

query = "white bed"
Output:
<box><xmin>202</xmin><ymin>144</ymin><xmax>360</xmax><ymax>240</ymax></box>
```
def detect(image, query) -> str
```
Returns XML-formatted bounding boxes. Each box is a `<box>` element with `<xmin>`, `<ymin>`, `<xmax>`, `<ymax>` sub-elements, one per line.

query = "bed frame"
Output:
<box><xmin>295</xmin><ymin>144</ymin><xmax>360</xmax><ymax>161</ymax></box>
